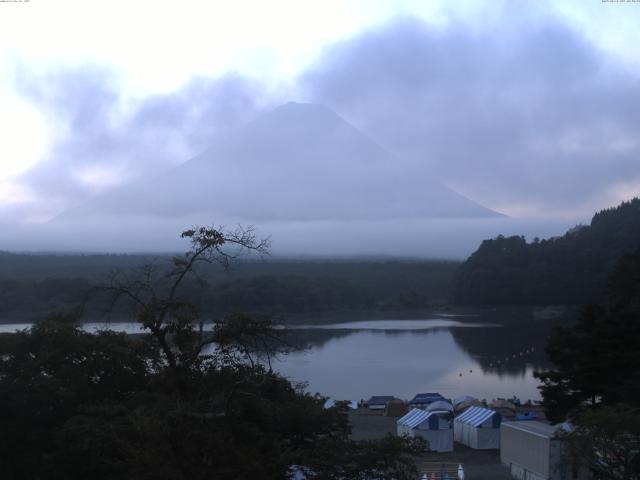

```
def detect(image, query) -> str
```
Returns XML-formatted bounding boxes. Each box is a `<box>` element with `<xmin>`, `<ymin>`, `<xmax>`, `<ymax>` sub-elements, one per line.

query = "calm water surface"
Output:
<box><xmin>274</xmin><ymin>316</ymin><xmax>552</xmax><ymax>403</ymax></box>
<box><xmin>0</xmin><ymin>313</ymin><xmax>556</xmax><ymax>403</ymax></box>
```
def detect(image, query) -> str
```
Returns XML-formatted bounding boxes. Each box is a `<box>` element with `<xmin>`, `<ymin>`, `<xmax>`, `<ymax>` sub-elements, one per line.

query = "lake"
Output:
<box><xmin>273</xmin><ymin>315</ymin><xmax>553</xmax><ymax>403</ymax></box>
<box><xmin>0</xmin><ymin>310</ymin><xmax>561</xmax><ymax>403</ymax></box>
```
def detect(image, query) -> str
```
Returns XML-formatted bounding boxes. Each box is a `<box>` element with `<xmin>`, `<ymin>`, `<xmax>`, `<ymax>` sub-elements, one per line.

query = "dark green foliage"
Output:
<box><xmin>535</xmin><ymin>246</ymin><xmax>640</xmax><ymax>478</ymax></box>
<box><xmin>0</xmin><ymin>257</ymin><xmax>458</xmax><ymax>322</ymax></box>
<box><xmin>0</xmin><ymin>313</ymin><xmax>152</xmax><ymax>479</ymax></box>
<box><xmin>0</xmin><ymin>278</ymin><xmax>91</xmax><ymax>321</ymax></box>
<box><xmin>453</xmin><ymin>198</ymin><xmax>640</xmax><ymax>305</ymax></box>
<box><xmin>560</xmin><ymin>405</ymin><xmax>640</xmax><ymax>480</ymax></box>
<box><xmin>301</xmin><ymin>435</ymin><xmax>427</xmax><ymax>479</ymax></box>
<box><xmin>536</xmin><ymin>304</ymin><xmax>640</xmax><ymax>423</ymax></box>
<box><xmin>0</xmin><ymin>226</ymin><xmax>422</xmax><ymax>480</ymax></box>
<box><xmin>536</xmin><ymin>245</ymin><xmax>640</xmax><ymax>422</ymax></box>
<box><xmin>608</xmin><ymin>248</ymin><xmax>640</xmax><ymax>308</ymax></box>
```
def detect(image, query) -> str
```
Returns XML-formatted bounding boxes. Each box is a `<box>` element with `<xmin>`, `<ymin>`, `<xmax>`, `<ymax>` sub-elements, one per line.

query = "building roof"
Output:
<box><xmin>455</xmin><ymin>406</ymin><xmax>500</xmax><ymax>427</ymax></box>
<box><xmin>408</xmin><ymin>392</ymin><xmax>445</xmax><ymax>404</ymax></box>
<box><xmin>501</xmin><ymin>421</ymin><xmax>565</xmax><ymax>438</ymax></box>
<box><xmin>365</xmin><ymin>395</ymin><xmax>395</xmax><ymax>405</ymax></box>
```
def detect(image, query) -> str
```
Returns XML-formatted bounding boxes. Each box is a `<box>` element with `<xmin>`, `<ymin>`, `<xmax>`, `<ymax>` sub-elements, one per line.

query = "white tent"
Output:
<box><xmin>453</xmin><ymin>395</ymin><xmax>476</xmax><ymax>408</ymax></box>
<box><xmin>397</xmin><ymin>408</ymin><xmax>454</xmax><ymax>452</ymax></box>
<box><xmin>426</xmin><ymin>400</ymin><xmax>454</xmax><ymax>413</ymax></box>
<box><xmin>323</xmin><ymin>399</ymin><xmax>358</xmax><ymax>410</ymax></box>
<box><xmin>454</xmin><ymin>406</ymin><xmax>501</xmax><ymax>450</ymax></box>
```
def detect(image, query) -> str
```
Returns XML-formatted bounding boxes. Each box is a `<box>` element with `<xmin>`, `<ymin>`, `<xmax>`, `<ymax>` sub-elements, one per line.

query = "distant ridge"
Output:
<box><xmin>452</xmin><ymin>198</ymin><xmax>640</xmax><ymax>306</ymax></box>
<box><xmin>58</xmin><ymin>102</ymin><xmax>501</xmax><ymax>222</ymax></box>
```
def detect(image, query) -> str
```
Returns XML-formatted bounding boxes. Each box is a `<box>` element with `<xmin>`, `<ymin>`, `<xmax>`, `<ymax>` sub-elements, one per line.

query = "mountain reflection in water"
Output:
<box><xmin>274</xmin><ymin>312</ymin><xmax>562</xmax><ymax>402</ymax></box>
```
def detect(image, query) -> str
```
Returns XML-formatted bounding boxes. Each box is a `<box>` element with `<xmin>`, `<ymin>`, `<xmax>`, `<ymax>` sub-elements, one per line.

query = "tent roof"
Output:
<box><xmin>455</xmin><ymin>406</ymin><xmax>499</xmax><ymax>427</ymax></box>
<box><xmin>455</xmin><ymin>399</ymin><xmax>483</xmax><ymax>412</ymax></box>
<box><xmin>324</xmin><ymin>399</ymin><xmax>358</xmax><ymax>409</ymax></box>
<box><xmin>397</xmin><ymin>408</ymin><xmax>435</xmax><ymax>428</ymax></box>
<box><xmin>426</xmin><ymin>400</ymin><xmax>454</xmax><ymax>412</ymax></box>
<box><xmin>453</xmin><ymin>395</ymin><xmax>477</xmax><ymax>407</ymax></box>
<box><xmin>408</xmin><ymin>392</ymin><xmax>445</xmax><ymax>404</ymax></box>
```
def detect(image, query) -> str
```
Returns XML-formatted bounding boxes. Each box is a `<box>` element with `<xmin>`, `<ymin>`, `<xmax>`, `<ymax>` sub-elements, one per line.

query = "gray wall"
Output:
<box><xmin>500</xmin><ymin>424</ymin><xmax>551</xmax><ymax>479</ymax></box>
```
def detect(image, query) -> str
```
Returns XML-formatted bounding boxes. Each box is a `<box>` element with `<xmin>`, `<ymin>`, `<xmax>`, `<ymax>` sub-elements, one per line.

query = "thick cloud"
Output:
<box><xmin>302</xmin><ymin>17</ymin><xmax>640</xmax><ymax>216</ymax></box>
<box><xmin>7</xmin><ymin>12</ymin><xmax>640</xmax><ymax>229</ymax></box>
<box><xmin>12</xmin><ymin>67</ymin><xmax>268</xmax><ymax>219</ymax></box>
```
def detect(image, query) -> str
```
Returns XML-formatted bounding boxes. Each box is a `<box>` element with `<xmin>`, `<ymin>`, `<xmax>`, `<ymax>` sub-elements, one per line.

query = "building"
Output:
<box><xmin>397</xmin><ymin>408</ymin><xmax>454</xmax><ymax>452</ymax></box>
<box><xmin>364</xmin><ymin>395</ymin><xmax>395</xmax><ymax>410</ymax></box>
<box><xmin>500</xmin><ymin>421</ymin><xmax>589</xmax><ymax>480</ymax></box>
<box><xmin>408</xmin><ymin>392</ymin><xmax>446</xmax><ymax>408</ymax></box>
<box><xmin>454</xmin><ymin>406</ymin><xmax>501</xmax><ymax>449</ymax></box>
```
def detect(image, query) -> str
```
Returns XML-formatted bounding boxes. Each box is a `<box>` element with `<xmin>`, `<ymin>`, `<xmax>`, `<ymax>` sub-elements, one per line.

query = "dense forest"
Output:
<box><xmin>534</xmin><ymin>246</ymin><xmax>640</xmax><ymax>477</ymax></box>
<box><xmin>0</xmin><ymin>227</ymin><xmax>425</xmax><ymax>480</ymax></box>
<box><xmin>0</xmin><ymin>254</ymin><xmax>458</xmax><ymax>323</ymax></box>
<box><xmin>452</xmin><ymin>198</ymin><xmax>640</xmax><ymax>306</ymax></box>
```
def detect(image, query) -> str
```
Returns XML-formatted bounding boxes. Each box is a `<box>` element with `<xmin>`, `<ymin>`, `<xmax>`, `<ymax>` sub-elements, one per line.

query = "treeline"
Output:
<box><xmin>532</xmin><ymin>245</ymin><xmax>640</xmax><ymax>477</ymax></box>
<box><xmin>0</xmin><ymin>227</ymin><xmax>425</xmax><ymax>479</ymax></box>
<box><xmin>0</xmin><ymin>257</ymin><xmax>459</xmax><ymax>322</ymax></box>
<box><xmin>452</xmin><ymin>198</ymin><xmax>640</xmax><ymax>305</ymax></box>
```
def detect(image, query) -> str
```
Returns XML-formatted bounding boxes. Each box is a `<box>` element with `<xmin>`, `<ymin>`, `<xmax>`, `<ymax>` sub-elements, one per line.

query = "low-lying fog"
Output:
<box><xmin>0</xmin><ymin>215</ymin><xmax>578</xmax><ymax>258</ymax></box>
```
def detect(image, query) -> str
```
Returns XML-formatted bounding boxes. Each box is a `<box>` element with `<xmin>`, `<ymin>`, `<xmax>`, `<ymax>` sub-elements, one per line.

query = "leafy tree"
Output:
<box><xmin>0</xmin><ymin>226</ymin><xmax>422</xmax><ymax>480</ymax></box>
<box><xmin>536</xmin><ymin>248</ymin><xmax>640</xmax><ymax>479</ymax></box>
<box><xmin>453</xmin><ymin>198</ymin><xmax>640</xmax><ymax>306</ymax></box>
<box><xmin>535</xmin><ymin>304</ymin><xmax>640</xmax><ymax>422</ymax></box>
<box><xmin>560</xmin><ymin>405</ymin><xmax>640</xmax><ymax>480</ymax></box>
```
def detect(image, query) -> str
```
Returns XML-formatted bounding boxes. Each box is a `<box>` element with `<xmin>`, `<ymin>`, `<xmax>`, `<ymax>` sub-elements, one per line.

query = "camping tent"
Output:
<box><xmin>426</xmin><ymin>400</ymin><xmax>454</xmax><ymax>413</ymax></box>
<box><xmin>454</xmin><ymin>406</ymin><xmax>501</xmax><ymax>450</ymax></box>
<box><xmin>324</xmin><ymin>399</ymin><xmax>358</xmax><ymax>410</ymax></box>
<box><xmin>454</xmin><ymin>398</ymin><xmax>483</xmax><ymax>413</ymax></box>
<box><xmin>453</xmin><ymin>395</ymin><xmax>477</xmax><ymax>409</ymax></box>
<box><xmin>397</xmin><ymin>408</ymin><xmax>454</xmax><ymax>452</ymax></box>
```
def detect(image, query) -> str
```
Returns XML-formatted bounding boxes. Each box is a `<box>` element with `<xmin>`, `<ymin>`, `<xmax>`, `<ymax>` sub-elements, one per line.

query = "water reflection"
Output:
<box><xmin>0</xmin><ymin>310</ymin><xmax>569</xmax><ymax>404</ymax></box>
<box><xmin>274</xmin><ymin>314</ymin><xmax>563</xmax><ymax>403</ymax></box>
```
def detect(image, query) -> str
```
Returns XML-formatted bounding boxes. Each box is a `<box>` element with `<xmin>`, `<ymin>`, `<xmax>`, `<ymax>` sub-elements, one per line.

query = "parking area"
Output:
<box><xmin>348</xmin><ymin>409</ymin><xmax>511</xmax><ymax>480</ymax></box>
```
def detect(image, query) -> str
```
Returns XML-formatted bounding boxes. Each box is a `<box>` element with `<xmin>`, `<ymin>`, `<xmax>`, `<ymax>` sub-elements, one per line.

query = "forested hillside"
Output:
<box><xmin>0</xmin><ymin>255</ymin><xmax>458</xmax><ymax>322</ymax></box>
<box><xmin>452</xmin><ymin>198</ymin><xmax>640</xmax><ymax>305</ymax></box>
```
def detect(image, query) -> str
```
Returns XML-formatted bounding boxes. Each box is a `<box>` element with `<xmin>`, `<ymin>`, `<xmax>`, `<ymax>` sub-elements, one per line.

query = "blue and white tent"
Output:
<box><xmin>397</xmin><ymin>408</ymin><xmax>454</xmax><ymax>452</ymax></box>
<box><xmin>454</xmin><ymin>406</ymin><xmax>502</xmax><ymax>449</ymax></box>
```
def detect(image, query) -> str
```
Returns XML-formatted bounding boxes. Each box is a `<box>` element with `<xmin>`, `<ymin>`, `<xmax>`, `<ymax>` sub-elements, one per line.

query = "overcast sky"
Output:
<box><xmin>1</xmin><ymin>0</ymin><xmax>639</xmax><ymax>227</ymax></box>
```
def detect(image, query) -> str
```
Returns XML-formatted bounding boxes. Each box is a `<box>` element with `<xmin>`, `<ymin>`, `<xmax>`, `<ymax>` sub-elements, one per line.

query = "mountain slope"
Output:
<box><xmin>60</xmin><ymin>102</ymin><xmax>501</xmax><ymax>222</ymax></box>
<box><xmin>452</xmin><ymin>198</ymin><xmax>640</xmax><ymax>305</ymax></box>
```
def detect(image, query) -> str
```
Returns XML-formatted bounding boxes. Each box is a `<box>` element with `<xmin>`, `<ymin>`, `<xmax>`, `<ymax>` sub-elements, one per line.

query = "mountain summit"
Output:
<box><xmin>60</xmin><ymin>102</ymin><xmax>501</xmax><ymax>221</ymax></box>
